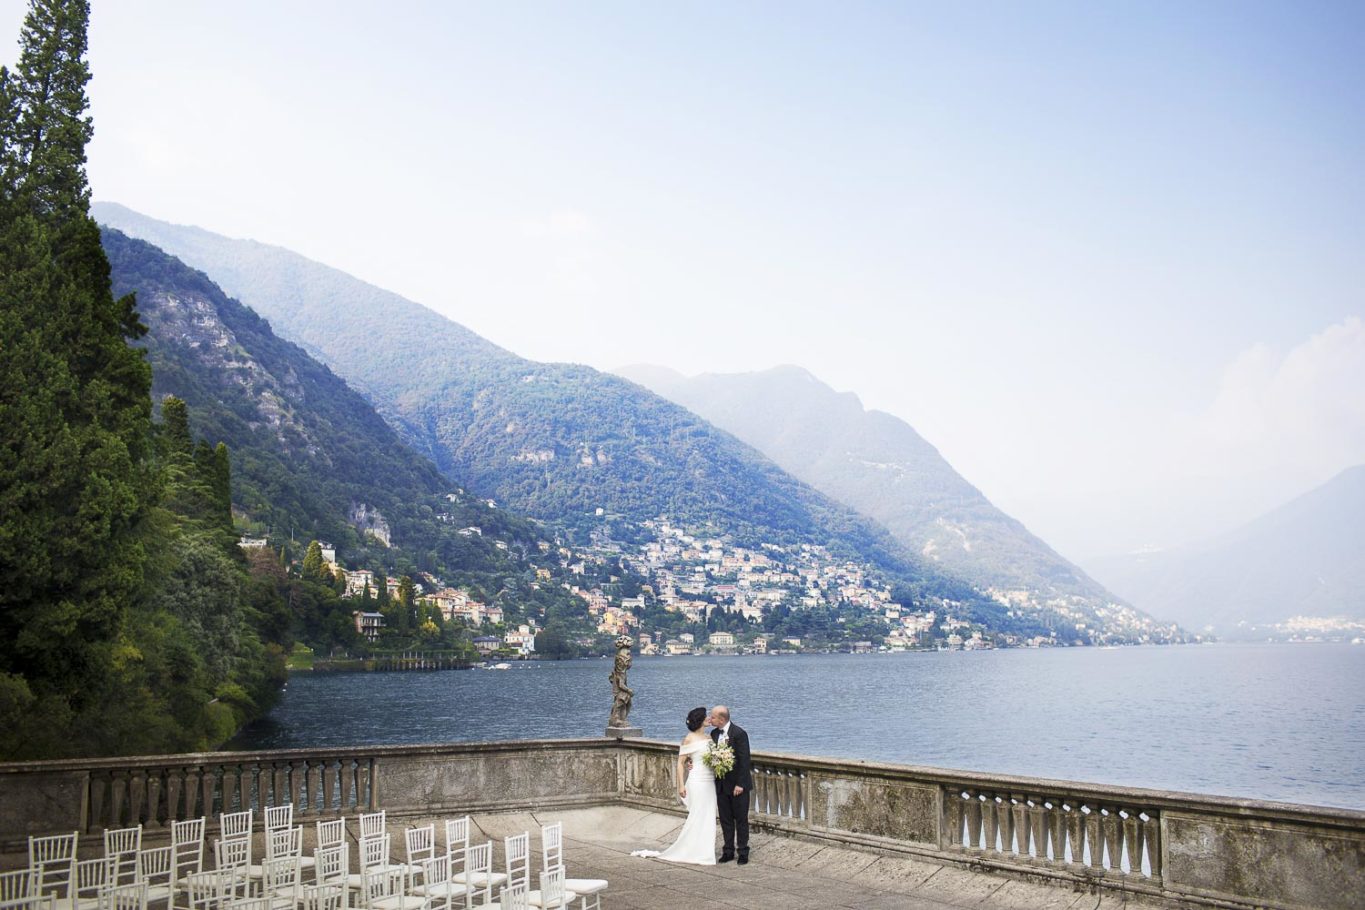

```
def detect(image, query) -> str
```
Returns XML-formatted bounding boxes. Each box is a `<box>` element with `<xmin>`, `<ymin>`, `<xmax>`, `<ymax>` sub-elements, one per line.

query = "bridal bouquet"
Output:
<box><xmin>703</xmin><ymin>740</ymin><xmax>735</xmax><ymax>777</ymax></box>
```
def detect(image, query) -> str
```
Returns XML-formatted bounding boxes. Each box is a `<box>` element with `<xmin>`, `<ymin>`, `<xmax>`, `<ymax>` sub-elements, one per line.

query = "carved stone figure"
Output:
<box><xmin>606</xmin><ymin>634</ymin><xmax>641</xmax><ymax>737</ymax></box>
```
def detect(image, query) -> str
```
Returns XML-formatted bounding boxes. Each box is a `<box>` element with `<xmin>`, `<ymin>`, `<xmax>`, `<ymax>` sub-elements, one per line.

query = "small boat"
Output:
<box><xmin>492</xmin><ymin>662</ymin><xmax>512</xmax><ymax>670</ymax></box>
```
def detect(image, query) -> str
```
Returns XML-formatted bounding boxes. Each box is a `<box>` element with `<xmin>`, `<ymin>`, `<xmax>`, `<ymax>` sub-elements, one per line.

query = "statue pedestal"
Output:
<box><xmin>605</xmin><ymin>726</ymin><xmax>643</xmax><ymax>740</ymax></box>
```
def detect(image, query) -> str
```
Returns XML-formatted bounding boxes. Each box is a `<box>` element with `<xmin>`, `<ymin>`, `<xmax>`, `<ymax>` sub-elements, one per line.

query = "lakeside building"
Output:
<box><xmin>352</xmin><ymin>611</ymin><xmax>384</xmax><ymax>642</ymax></box>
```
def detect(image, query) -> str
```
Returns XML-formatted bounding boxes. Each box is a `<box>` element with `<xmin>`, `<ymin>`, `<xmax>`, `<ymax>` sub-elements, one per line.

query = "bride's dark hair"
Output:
<box><xmin>686</xmin><ymin>707</ymin><xmax>707</xmax><ymax>732</ymax></box>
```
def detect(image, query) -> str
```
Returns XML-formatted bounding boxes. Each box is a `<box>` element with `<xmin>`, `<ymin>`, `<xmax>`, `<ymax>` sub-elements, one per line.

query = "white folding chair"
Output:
<box><xmin>305</xmin><ymin>820</ymin><xmax>345</xmax><ymax>883</ymax></box>
<box><xmin>137</xmin><ymin>846</ymin><xmax>174</xmax><ymax>906</ymax></box>
<box><xmin>407</xmin><ymin>858</ymin><xmax>453</xmax><ymax>910</ymax></box>
<box><xmin>303</xmin><ymin>847</ymin><xmax>347</xmax><ymax>910</ymax></box>
<box><xmin>54</xmin><ymin>860</ymin><xmax>105</xmax><ymax>910</ymax></box>
<box><xmin>96</xmin><ymin>883</ymin><xmax>147</xmax><ymax>910</ymax></box>
<box><xmin>29</xmin><ymin>832</ymin><xmax>77</xmax><ymax>900</ymax></box>
<box><xmin>491</xmin><ymin>884</ymin><xmax>528</xmax><ymax>910</ymax></box>
<box><xmin>258</xmin><ymin>857</ymin><xmax>300</xmax><ymax>910</ymax></box>
<box><xmin>210</xmin><ymin>839</ymin><xmax>254</xmax><ymax>907</ymax></box>
<box><xmin>357</xmin><ymin>813</ymin><xmax>385</xmax><ymax>841</ymax></box>
<box><xmin>357</xmin><ymin>866</ymin><xmax>404</xmax><ymax>910</ymax></box>
<box><xmin>224</xmin><ymin>900</ymin><xmax>271</xmax><ymax>910</ymax></box>
<box><xmin>502</xmin><ymin>835</ymin><xmax>529</xmax><ymax>894</ymax></box>
<box><xmin>539</xmin><ymin>824</ymin><xmax>606</xmax><ymax>910</ymax></box>
<box><xmin>263</xmin><ymin>806</ymin><xmax>293</xmax><ymax>835</ymax></box>
<box><xmin>400</xmin><ymin>826</ymin><xmax>435</xmax><ymax>884</ymax></box>
<box><xmin>344</xmin><ymin>834</ymin><xmax>399</xmax><ymax>894</ymax></box>
<box><xmin>220</xmin><ymin>811</ymin><xmax>253</xmax><ymax>843</ymax></box>
<box><xmin>524</xmin><ymin>869</ymin><xmax>573</xmax><ymax>910</ymax></box>
<box><xmin>0</xmin><ymin>870</ymin><xmax>41</xmax><ymax>910</ymax></box>
<box><xmin>103</xmin><ymin>827</ymin><xmax>143</xmax><ymax>888</ymax></box>
<box><xmin>449</xmin><ymin>843</ymin><xmax>498</xmax><ymax>909</ymax></box>
<box><xmin>170</xmin><ymin>819</ymin><xmax>206</xmax><ymax>888</ymax></box>
<box><xmin>300</xmin><ymin>883</ymin><xmax>345</xmax><ymax>910</ymax></box>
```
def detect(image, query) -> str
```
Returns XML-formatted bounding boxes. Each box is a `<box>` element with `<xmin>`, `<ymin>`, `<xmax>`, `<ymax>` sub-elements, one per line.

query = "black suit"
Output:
<box><xmin>712</xmin><ymin>723</ymin><xmax>753</xmax><ymax>859</ymax></box>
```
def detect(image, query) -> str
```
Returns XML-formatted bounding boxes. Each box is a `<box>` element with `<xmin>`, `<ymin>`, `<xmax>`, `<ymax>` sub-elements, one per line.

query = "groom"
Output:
<box><xmin>708</xmin><ymin>706</ymin><xmax>753</xmax><ymax>864</ymax></box>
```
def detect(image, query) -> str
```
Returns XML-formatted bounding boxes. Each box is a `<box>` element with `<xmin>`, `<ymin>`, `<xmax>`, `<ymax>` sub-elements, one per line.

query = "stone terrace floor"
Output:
<box><xmin>454</xmin><ymin>807</ymin><xmax>1171</xmax><ymax>910</ymax></box>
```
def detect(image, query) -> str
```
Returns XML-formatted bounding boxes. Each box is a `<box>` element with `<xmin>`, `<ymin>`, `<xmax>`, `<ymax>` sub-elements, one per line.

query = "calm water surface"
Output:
<box><xmin>233</xmin><ymin>643</ymin><xmax>1365</xmax><ymax>810</ymax></box>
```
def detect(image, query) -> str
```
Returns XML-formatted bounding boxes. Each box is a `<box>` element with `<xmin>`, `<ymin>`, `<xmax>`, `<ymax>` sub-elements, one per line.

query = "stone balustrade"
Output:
<box><xmin>3</xmin><ymin>738</ymin><xmax>1362</xmax><ymax>909</ymax></box>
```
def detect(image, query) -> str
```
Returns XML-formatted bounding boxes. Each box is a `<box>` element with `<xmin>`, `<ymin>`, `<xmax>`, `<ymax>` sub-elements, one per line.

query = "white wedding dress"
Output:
<box><xmin>631</xmin><ymin>738</ymin><xmax>717</xmax><ymax>864</ymax></box>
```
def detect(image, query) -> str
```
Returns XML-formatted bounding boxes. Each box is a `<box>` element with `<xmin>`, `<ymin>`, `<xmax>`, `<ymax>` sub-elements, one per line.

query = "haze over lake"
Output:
<box><xmin>235</xmin><ymin>644</ymin><xmax>1365</xmax><ymax>811</ymax></box>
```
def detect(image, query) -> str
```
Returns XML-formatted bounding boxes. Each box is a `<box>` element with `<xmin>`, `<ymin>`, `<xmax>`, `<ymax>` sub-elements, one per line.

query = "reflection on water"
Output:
<box><xmin>231</xmin><ymin>643</ymin><xmax>1365</xmax><ymax>809</ymax></box>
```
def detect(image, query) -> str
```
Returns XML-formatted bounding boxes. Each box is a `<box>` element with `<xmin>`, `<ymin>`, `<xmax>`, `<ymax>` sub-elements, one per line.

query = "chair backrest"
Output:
<box><xmin>171</xmin><ymin>818</ymin><xmax>206</xmax><ymax>880</ymax></box>
<box><xmin>312</xmin><ymin>845</ymin><xmax>348</xmax><ymax>887</ymax></box>
<box><xmin>215</xmin><ymin>838</ymin><xmax>251</xmax><ymax>872</ymax></box>
<box><xmin>315</xmin><ymin>819</ymin><xmax>345</xmax><ymax>850</ymax></box>
<box><xmin>536</xmin><ymin>868</ymin><xmax>568</xmax><ymax>910</ymax></box>
<box><xmin>29</xmin><ymin>831</ymin><xmax>77</xmax><ymax>897</ymax></box>
<box><xmin>220</xmin><ymin>810</ymin><xmax>253</xmax><ymax>841</ymax></box>
<box><xmin>302</xmin><ymin>882</ymin><xmax>345</xmax><ymax>910</ymax></box>
<box><xmin>97</xmin><ymin>881</ymin><xmax>148</xmax><ymax>910</ymax></box>
<box><xmin>138</xmin><ymin>847</ymin><xmax>173</xmax><ymax>893</ymax></box>
<box><xmin>265</xmin><ymin>826</ymin><xmax>302</xmax><ymax>861</ymax></box>
<box><xmin>260</xmin><ymin>857</ymin><xmax>300</xmax><ymax>901</ymax></box>
<box><xmin>264</xmin><ymin>805</ymin><xmax>293</xmax><ymax>833</ymax></box>
<box><xmin>210</xmin><ymin>862</ymin><xmax>251</xmax><ymax>906</ymax></box>
<box><xmin>415</xmin><ymin>855</ymin><xmax>449</xmax><ymax>910</ymax></box>
<box><xmin>0</xmin><ymin>870</ymin><xmax>36</xmax><ymax>907</ymax></box>
<box><xmin>359</xmin><ymin>866</ymin><xmax>401</xmax><ymax>908</ymax></box>
<box><xmin>103</xmin><ymin>826</ymin><xmax>143</xmax><ymax>887</ymax></box>
<box><xmin>404</xmin><ymin>825</ymin><xmax>435</xmax><ymax>868</ymax></box>
<box><xmin>358</xmin><ymin>833</ymin><xmax>390</xmax><ymax>871</ymax></box>
<box><xmin>358</xmin><ymin>811</ymin><xmax>386</xmax><ymax>839</ymax></box>
<box><xmin>497</xmin><ymin>883</ymin><xmax>529</xmax><ymax>910</ymax></box>
<box><xmin>462</xmin><ymin>843</ymin><xmax>493</xmax><ymax>908</ymax></box>
<box><xmin>504</xmin><ymin>833</ymin><xmax>530</xmax><ymax>890</ymax></box>
<box><xmin>539</xmin><ymin>822</ymin><xmax>563</xmax><ymax>873</ymax></box>
<box><xmin>69</xmin><ymin>858</ymin><xmax>107</xmax><ymax>905</ymax></box>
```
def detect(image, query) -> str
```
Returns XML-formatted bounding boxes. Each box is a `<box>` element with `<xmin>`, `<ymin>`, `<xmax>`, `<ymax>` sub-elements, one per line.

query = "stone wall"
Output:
<box><xmin>2</xmin><ymin>738</ymin><xmax>1361</xmax><ymax>909</ymax></box>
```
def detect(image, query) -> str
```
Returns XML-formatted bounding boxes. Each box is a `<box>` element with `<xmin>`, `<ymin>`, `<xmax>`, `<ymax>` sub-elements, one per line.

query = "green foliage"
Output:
<box><xmin>534</xmin><ymin>624</ymin><xmax>577</xmax><ymax>660</ymax></box>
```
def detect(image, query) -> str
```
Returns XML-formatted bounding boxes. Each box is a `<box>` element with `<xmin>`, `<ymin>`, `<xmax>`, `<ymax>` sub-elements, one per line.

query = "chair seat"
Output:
<box><xmin>343</xmin><ymin>864</ymin><xmax>405</xmax><ymax>890</ymax></box>
<box><xmin>526</xmin><ymin>889</ymin><xmax>578</xmax><ymax>908</ymax></box>
<box><xmin>449</xmin><ymin>872</ymin><xmax>507</xmax><ymax>888</ymax></box>
<box><xmin>409</xmin><ymin>882</ymin><xmax>461</xmax><ymax>898</ymax></box>
<box><xmin>561</xmin><ymin>880</ymin><xmax>607</xmax><ymax>895</ymax></box>
<box><xmin>369</xmin><ymin>896</ymin><xmax>428</xmax><ymax>910</ymax></box>
<box><xmin>50</xmin><ymin>898</ymin><xmax>100</xmax><ymax>910</ymax></box>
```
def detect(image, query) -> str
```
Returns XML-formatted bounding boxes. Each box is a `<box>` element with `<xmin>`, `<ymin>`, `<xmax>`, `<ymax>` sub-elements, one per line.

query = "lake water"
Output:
<box><xmin>233</xmin><ymin>643</ymin><xmax>1365</xmax><ymax>810</ymax></box>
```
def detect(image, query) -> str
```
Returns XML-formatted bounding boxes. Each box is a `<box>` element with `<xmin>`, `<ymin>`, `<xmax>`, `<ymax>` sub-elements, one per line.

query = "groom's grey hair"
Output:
<box><xmin>712</xmin><ymin>706</ymin><xmax>730</xmax><ymax>721</ymax></box>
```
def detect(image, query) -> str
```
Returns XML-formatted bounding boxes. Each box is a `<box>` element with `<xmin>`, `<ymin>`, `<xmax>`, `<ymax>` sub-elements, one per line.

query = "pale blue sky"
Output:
<box><xmin>4</xmin><ymin>1</ymin><xmax>1362</xmax><ymax>560</ymax></box>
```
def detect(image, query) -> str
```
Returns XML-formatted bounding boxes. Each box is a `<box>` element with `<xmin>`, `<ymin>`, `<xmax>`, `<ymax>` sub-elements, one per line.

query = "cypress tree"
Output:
<box><xmin>161</xmin><ymin>396</ymin><xmax>192</xmax><ymax>458</ymax></box>
<box><xmin>301</xmin><ymin>541</ymin><xmax>324</xmax><ymax>581</ymax></box>
<box><xmin>211</xmin><ymin>443</ymin><xmax>231</xmax><ymax>525</ymax></box>
<box><xmin>0</xmin><ymin>0</ymin><xmax>155</xmax><ymax>738</ymax></box>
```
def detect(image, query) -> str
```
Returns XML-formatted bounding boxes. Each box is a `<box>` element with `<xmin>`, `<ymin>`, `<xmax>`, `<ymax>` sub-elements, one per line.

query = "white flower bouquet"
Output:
<box><xmin>703</xmin><ymin>740</ymin><xmax>735</xmax><ymax>777</ymax></box>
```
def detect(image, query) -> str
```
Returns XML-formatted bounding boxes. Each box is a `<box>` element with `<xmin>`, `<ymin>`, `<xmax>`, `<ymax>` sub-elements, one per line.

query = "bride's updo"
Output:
<box><xmin>686</xmin><ymin>707</ymin><xmax>707</xmax><ymax>732</ymax></box>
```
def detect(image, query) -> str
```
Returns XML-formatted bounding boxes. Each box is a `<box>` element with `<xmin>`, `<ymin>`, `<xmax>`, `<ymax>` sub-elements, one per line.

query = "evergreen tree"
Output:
<box><xmin>397</xmin><ymin>575</ymin><xmax>415</xmax><ymax>634</ymax></box>
<box><xmin>0</xmin><ymin>0</ymin><xmax>155</xmax><ymax>747</ymax></box>
<box><xmin>161</xmin><ymin>396</ymin><xmax>192</xmax><ymax>457</ymax></box>
<box><xmin>301</xmin><ymin>541</ymin><xmax>325</xmax><ymax>581</ymax></box>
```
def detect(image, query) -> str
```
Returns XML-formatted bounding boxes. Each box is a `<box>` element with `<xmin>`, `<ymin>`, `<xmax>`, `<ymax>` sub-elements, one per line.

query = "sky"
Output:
<box><xmin>4</xmin><ymin>1</ymin><xmax>1362</xmax><ymax>561</ymax></box>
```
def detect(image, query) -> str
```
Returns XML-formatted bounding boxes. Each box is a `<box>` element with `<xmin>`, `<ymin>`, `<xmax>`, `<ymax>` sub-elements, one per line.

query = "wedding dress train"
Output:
<box><xmin>631</xmin><ymin>739</ymin><xmax>717</xmax><ymax>864</ymax></box>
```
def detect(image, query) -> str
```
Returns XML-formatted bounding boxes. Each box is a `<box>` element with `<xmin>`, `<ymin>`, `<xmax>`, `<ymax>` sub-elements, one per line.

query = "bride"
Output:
<box><xmin>631</xmin><ymin>707</ymin><xmax>717</xmax><ymax>864</ymax></box>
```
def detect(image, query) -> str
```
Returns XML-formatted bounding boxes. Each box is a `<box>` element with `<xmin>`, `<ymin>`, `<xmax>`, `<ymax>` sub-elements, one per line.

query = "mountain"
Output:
<box><xmin>1084</xmin><ymin>466</ymin><xmax>1365</xmax><ymax>631</ymax></box>
<box><xmin>94</xmin><ymin>203</ymin><xmax>1187</xmax><ymax>643</ymax></box>
<box><xmin>92</xmin><ymin>204</ymin><xmax>981</xmax><ymax>606</ymax></box>
<box><xmin>101</xmin><ymin>227</ymin><xmax>560</xmax><ymax>591</ymax></box>
<box><xmin>615</xmin><ymin>364</ymin><xmax>1123</xmax><ymax>611</ymax></box>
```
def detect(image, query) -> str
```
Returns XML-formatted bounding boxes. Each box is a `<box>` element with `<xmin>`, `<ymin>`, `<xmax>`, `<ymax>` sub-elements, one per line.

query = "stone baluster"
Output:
<box><xmin>1142</xmin><ymin>813</ymin><xmax>1161</xmax><ymax>881</ymax></box>
<box><xmin>273</xmin><ymin>762</ymin><xmax>289</xmax><ymax>809</ymax></box>
<box><xmin>222</xmin><ymin>763</ymin><xmax>240</xmax><ymax>814</ymax></box>
<box><xmin>204</xmin><ymin>765</ymin><xmax>220</xmax><ymax>818</ymax></box>
<box><xmin>1084</xmin><ymin>805</ymin><xmax>1104</xmax><ymax>870</ymax></box>
<box><xmin>1103</xmin><ymin>807</ymin><xmax>1122</xmax><ymax>873</ymax></box>
<box><xmin>290</xmin><ymin>759</ymin><xmax>304</xmax><ymax>810</ymax></box>
<box><xmin>1028</xmin><ymin>798</ymin><xmax>1046</xmax><ymax>860</ymax></box>
<box><xmin>995</xmin><ymin>796</ymin><xmax>1013</xmax><ymax>853</ymax></box>
<box><xmin>1047</xmin><ymin>801</ymin><xmax>1065</xmax><ymax>862</ymax></box>
<box><xmin>1011</xmin><ymin>795</ymin><xmax>1029</xmax><ymax>855</ymax></box>
<box><xmin>965</xmin><ymin>794</ymin><xmax>983</xmax><ymax>849</ymax></box>
<box><xmin>145</xmin><ymin>770</ymin><xmax>163</xmax><ymax>827</ymax></box>
<box><xmin>982</xmin><ymin>796</ymin><xmax>1000</xmax><ymax>852</ymax></box>
<box><xmin>165</xmin><ymin>769</ymin><xmax>184</xmax><ymax>823</ymax></box>
<box><xmin>109</xmin><ymin>771</ymin><xmax>128</xmax><ymax>828</ymax></box>
<box><xmin>944</xmin><ymin>794</ymin><xmax>963</xmax><ymax>846</ymax></box>
<box><xmin>1123</xmin><ymin>810</ymin><xmax>1141</xmax><ymax>874</ymax></box>
<box><xmin>127</xmin><ymin>771</ymin><xmax>147</xmax><ymax>826</ymax></box>
<box><xmin>88</xmin><ymin>772</ymin><xmax>108</xmax><ymax>831</ymax></box>
<box><xmin>310</xmin><ymin>760</ymin><xmax>327</xmax><ymax>815</ymax></box>
<box><xmin>1065</xmin><ymin>805</ymin><xmax>1085</xmax><ymax>866</ymax></box>
<box><xmin>183</xmin><ymin>767</ymin><xmax>201</xmax><ymax>819</ymax></box>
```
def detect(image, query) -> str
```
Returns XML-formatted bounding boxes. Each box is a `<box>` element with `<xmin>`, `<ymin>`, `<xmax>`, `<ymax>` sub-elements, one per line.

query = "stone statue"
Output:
<box><xmin>605</xmin><ymin>634</ymin><xmax>641</xmax><ymax>738</ymax></box>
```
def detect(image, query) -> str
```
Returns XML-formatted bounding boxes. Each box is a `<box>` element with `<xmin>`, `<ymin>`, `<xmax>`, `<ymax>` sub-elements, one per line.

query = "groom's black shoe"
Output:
<box><xmin>737</xmin><ymin>854</ymin><xmax>749</xmax><ymax>865</ymax></box>
<box><xmin>718</xmin><ymin>853</ymin><xmax>735</xmax><ymax>863</ymax></box>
